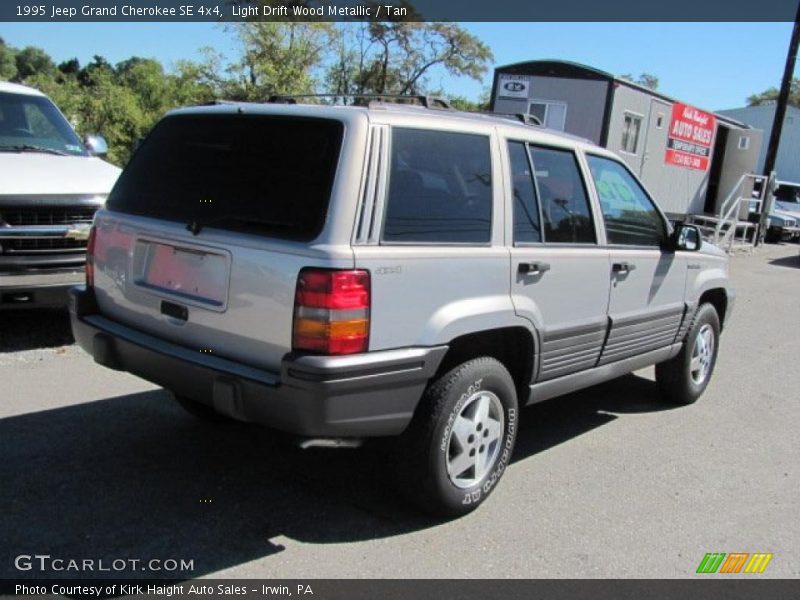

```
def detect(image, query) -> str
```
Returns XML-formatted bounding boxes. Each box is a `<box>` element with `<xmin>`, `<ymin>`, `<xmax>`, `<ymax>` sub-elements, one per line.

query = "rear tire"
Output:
<box><xmin>393</xmin><ymin>357</ymin><xmax>518</xmax><ymax>517</ymax></box>
<box><xmin>656</xmin><ymin>303</ymin><xmax>720</xmax><ymax>405</ymax></box>
<box><xmin>173</xmin><ymin>394</ymin><xmax>231</xmax><ymax>422</ymax></box>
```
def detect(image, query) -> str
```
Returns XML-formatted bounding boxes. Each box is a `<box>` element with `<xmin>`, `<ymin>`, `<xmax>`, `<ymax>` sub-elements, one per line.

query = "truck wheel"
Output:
<box><xmin>173</xmin><ymin>394</ymin><xmax>230</xmax><ymax>422</ymax></box>
<box><xmin>394</xmin><ymin>357</ymin><xmax>518</xmax><ymax>517</ymax></box>
<box><xmin>656</xmin><ymin>303</ymin><xmax>720</xmax><ymax>405</ymax></box>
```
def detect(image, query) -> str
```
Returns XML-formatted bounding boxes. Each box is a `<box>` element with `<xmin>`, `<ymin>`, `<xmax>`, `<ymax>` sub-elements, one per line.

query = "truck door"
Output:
<box><xmin>584</xmin><ymin>153</ymin><xmax>687</xmax><ymax>365</ymax></box>
<box><xmin>506</xmin><ymin>140</ymin><xmax>611</xmax><ymax>382</ymax></box>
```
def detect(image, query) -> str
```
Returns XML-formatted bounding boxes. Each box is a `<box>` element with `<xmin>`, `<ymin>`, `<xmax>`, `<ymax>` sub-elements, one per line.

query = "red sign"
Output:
<box><xmin>664</xmin><ymin>102</ymin><xmax>716</xmax><ymax>171</ymax></box>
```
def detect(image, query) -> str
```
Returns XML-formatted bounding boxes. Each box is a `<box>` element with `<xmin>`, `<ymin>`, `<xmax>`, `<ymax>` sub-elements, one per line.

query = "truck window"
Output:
<box><xmin>508</xmin><ymin>141</ymin><xmax>542</xmax><ymax>243</ymax></box>
<box><xmin>382</xmin><ymin>128</ymin><xmax>492</xmax><ymax>244</ymax></box>
<box><xmin>528</xmin><ymin>145</ymin><xmax>596</xmax><ymax>244</ymax></box>
<box><xmin>107</xmin><ymin>114</ymin><xmax>343</xmax><ymax>242</ymax></box>
<box><xmin>586</xmin><ymin>154</ymin><xmax>666</xmax><ymax>247</ymax></box>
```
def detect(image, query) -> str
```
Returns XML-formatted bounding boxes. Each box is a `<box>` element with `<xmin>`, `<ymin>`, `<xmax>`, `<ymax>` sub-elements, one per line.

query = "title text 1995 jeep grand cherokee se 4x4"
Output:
<box><xmin>69</xmin><ymin>100</ymin><xmax>733</xmax><ymax>516</ymax></box>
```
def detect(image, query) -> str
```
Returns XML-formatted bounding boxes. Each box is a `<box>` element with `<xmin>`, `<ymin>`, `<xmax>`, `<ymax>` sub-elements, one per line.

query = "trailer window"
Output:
<box><xmin>621</xmin><ymin>113</ymin><xmax>642</xmax><ymax>154</ymax></box>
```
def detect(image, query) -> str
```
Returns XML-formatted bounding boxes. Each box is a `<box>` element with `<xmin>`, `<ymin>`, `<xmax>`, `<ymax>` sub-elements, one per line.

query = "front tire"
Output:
<box><xmin>656</xmin><ymin>303</ymin><xmax>721</xmax><ymax>405</ymax></box>
<box><xmin>393</xmin><ymin>357</ymin><xmax>518</xmax><ymax>517</ymax></box>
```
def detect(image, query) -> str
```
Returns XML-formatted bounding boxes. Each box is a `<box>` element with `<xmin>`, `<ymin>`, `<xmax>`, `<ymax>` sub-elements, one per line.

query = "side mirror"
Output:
<box><xmin>671</xmin><ymin>223</ymin><xmax>702</xmax><ymax>252</ymax></box>
<box><xmin>83</xmin><ymin>134</ymin><xmax>109</xmax><ymax>157</ymax></box>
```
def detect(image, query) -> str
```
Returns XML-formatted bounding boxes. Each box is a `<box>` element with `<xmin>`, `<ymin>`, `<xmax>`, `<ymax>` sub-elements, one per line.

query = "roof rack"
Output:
<box><xmin>493</xmin><ymin>112</ymin><xmax>543</xmax><ymax>127</ymax></box>
<box><xmin>266</xmin><ymin>94</ymin><xmax>453</xmax><ymax>110</ymax></box>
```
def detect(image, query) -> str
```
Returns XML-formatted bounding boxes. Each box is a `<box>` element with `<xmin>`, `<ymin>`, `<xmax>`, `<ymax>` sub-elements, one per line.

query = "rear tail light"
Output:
<box><xmin>293</xmin><ymin>268</ymin><xmax>370</xmax><ymax>355</ymax></box>
<box><xmin>85</xmin><ymin>225</ymin><xmax>97</xmax><ymax>287</ymax></box>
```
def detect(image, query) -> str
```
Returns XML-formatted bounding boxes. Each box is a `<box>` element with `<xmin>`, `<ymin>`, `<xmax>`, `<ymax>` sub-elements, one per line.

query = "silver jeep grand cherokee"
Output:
<box><xmin>69</xmin><ymin>99</ymin><xmax>734</xmax><ymax>516</ymax></box>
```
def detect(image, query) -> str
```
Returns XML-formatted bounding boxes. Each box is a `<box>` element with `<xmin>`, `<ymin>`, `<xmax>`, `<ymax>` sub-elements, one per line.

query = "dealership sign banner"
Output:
<box><xmin>665</xmin><ymin>102</ymin><xmax>716</xmax><ymax>172</ymax></box>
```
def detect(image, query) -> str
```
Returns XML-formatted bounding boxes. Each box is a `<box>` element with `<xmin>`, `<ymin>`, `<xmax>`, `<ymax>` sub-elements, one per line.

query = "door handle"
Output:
<box><xmin>518</xmin><ymin>262</ymin><xmax>550</xmax><ymax>276</ymax></box>
<box><xmin>612</xmin><ymin>262</ymin><xmax>636</xmax><ymax>274</ymax></box>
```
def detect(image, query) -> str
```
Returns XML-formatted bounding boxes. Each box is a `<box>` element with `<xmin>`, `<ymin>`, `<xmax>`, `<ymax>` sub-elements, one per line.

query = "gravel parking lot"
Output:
<box><xmin>1</xmin><ymin>244</ymin><xmax>798</xmax><ymax>579</ymax></box>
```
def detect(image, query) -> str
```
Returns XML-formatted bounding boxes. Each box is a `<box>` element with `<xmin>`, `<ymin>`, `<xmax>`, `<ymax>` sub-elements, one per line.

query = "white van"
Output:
<box><xmin>0</xmin><ymin>81</ymin><xmax>120</xmax><ymax>308</ymax></box>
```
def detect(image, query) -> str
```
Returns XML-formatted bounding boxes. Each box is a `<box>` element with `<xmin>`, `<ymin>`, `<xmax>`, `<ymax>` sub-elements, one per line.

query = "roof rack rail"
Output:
<box><xmin>492</xmin><ymin>112</ymin><xmax>543</xmax><ymax>127</ymax></box>
<box><xmin>266</xmin><ymin>94</ymin><xmax>453</xmax><ymax>110</ymax></box>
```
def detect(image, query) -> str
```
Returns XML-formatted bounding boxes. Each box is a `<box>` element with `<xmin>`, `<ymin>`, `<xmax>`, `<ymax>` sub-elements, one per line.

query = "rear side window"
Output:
<box><xmin>586</xmin><ymin>154</ymin><xmax>666</xmax><ymax>246</ymax></box>
<box><xmin>508</xmin><ymin>141</ymin><xmax>541</xmax><ymax>243</ymax></box>
<box><xmin>107</xmin><ymin>114</ymin><xmax>343</xmax><ymax>241</ymax></box>
<box><xmin>382</xmin><ymin>128</ymin><xmax>492</xmax><ymax>243</ymax></box>
<box><xmin>529</xmin><ymin>145</ymin><xmax>595</xmax><ymax>244</ymax></box>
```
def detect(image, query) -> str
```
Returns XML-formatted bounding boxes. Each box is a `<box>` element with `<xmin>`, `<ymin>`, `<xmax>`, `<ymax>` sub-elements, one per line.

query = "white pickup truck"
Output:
<box><xmin>0</xmin><ymin>81</ymin><xmax>120</xmax><ymax>308</ymax></box>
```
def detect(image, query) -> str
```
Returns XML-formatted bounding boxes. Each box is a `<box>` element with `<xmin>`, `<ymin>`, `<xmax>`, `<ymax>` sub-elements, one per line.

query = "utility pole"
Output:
<box><xmin>757</xmin><ymin>2</ymin><xmax>800</xmax><ymax>245</ymax></box>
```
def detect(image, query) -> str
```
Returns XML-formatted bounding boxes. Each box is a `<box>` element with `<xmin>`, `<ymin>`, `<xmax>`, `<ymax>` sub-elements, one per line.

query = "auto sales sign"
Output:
<box><xmin>665</xmin><ymin>102</ymin><xmax>716</xmax><ymax>171</ymax></box>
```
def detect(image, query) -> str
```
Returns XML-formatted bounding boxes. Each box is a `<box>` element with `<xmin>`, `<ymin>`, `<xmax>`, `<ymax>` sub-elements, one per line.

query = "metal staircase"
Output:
<box><xmin>687</xmin><ymin>173</ymin><xmax>769</xmax><ymax>253</ymax></box>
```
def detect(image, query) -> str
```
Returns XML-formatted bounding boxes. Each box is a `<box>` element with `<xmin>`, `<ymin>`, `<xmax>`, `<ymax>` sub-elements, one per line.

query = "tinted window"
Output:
<box><xmin>383</xmin><ymin>128</ymin><xmax>492</xmax><ymax>243</ymax></box>
<box><xmin>529</xmin><ymin>146</ymin><xmax>595</xmax><ymax>244</ymax></box>
<box><xmin>508</xmin><ymin>141</ymin><xmax>541</xmax><ymax>243</ymax></box>
<box><xmin>107</xmin><ymin>115</ymin><xmax>343</xmax><ymax>241</ymax></box>
<box><xmin>586</xmin><ymin>154</ymin><xmax>666</xmax><ymax>246</ymax></box>
<box><xmin>775</xmin><ymin>184</ymin><xmax>800</xmax><ymax>204</ymax></box>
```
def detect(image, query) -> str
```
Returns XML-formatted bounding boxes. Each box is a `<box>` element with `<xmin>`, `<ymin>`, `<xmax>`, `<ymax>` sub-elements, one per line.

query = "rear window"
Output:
<box><xmin>107</xmin><ymin>114</ymin><xmax>344</xmax><ymax>241</ymax></box>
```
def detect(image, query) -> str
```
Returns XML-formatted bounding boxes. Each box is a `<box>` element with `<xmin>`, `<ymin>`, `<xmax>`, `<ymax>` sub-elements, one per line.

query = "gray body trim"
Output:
<box><xmin>69</xmin><ymin>287</ymin><xmax>446</xmax><ymax>438</ymax></box>
<box><xmin>599</xmin><ymin>305</ymin><xmax>685</xmax><ymax>365</ymax></box>
<box><xmin>527</xmin><ymin>343</ymin><xmax>682</xmax><ymax>405</ymax></box>
<box><xmin>538</xmin><ymin>321</ymin><xmax>607</xmax><ymax>381</ymax></box>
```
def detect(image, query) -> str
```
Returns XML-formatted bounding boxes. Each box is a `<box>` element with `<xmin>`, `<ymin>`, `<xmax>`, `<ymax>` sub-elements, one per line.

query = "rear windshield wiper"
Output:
<box><xmin>0</xmin><ymin>144</ymin><xmax>70</xmax><ymax>156</ymax></box>
<box><xmin>186</xmin><ymin>216</ymin><xmax>295</xmax><ymax>236</ymax></box>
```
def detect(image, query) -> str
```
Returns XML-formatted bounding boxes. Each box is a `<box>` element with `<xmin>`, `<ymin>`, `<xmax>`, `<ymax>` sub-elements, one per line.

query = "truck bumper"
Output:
<box><xmin>0</xmin><ymin>268</ymin><xmax>84</xmax><ymax>308</ymax></box>
<box><xmin>69</xmin><ymin>286</ymin><xmax>447</xmax><ymax>438</ymax></box>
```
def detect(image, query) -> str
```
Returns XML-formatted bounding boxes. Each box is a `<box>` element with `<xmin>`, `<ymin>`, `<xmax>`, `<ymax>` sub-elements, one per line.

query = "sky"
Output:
<box><xmin>0</xmin><ymin>22</ymin><xmax>796</xmax><ymax>112</ymax></box>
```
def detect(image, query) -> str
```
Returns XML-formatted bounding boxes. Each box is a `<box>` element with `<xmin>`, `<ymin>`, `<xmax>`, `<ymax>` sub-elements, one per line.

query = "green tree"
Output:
<box><xmin>619</xmin><ymin>72</ymin><xmax>659</xmax><ymax>90</ymax></box>
<box><xmin>326</xmin><ymin>22</ymin><xmax>493</xmax><ymax>97</ymax></box>
<box><xmin>224</xmin><ymin>22</ymin><xmax>334</xmax><ymax>100</ymax></box>
<box><xmin>747</xmin><ymin>79</ymin><xmax>800</xmax><ymax>107</ymax></box>
<box><xmin>79</xmin><ymin>64</ymin><xmax>146</xmax><ymax>165</ymax></box>
<box><xmin>0</xmin><ymin>37</ymin><xmax>17</xmax><ymax>80</ymax></box>
<box><xmin>115</xmin><ymin>57</ymin><xmax>173</xmax><ymax>115</ymax></box>
<box><xmin>58</xmin><ymin>58</ymin><xmax>81</xmax><ymax>75</ymax></box>
<box><xmin>14</xmin><ymin>46</ymin><xmax>57</xmax><ymax>81</ymax></box>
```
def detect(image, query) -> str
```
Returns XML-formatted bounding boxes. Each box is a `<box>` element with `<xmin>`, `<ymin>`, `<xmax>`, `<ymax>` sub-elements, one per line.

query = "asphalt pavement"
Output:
<box><xmin>1</xmin><ymin>244</ymin><xmax>798</xmax><ymax>578</ymax></box>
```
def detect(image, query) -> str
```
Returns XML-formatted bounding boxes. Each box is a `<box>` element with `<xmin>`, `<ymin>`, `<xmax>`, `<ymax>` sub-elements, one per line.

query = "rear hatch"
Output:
<box><xmin>92</xmin><ymin>110</ymin><xmax>349</xmax><ymax>372</ymax></box>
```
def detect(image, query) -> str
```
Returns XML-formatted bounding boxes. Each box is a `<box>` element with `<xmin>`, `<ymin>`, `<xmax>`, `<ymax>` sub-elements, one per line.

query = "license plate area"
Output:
<box><xmin>132</xmin><ymin>238</ymin><xmax>230</xmax><ymax>310</ymax></box>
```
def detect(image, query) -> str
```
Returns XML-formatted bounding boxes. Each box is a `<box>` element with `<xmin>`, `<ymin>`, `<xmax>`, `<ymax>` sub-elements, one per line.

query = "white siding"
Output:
<box><xmin>718</xmin><ymin>105</ymin><xmax>800</xmax><ymax>182</ymax></box>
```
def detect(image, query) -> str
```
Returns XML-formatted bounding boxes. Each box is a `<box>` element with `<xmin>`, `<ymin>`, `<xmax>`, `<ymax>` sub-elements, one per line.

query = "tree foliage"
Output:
<box><xmin>326</xmin><ymin>22</ymin><xmax>493</xmax><ymax>96</ymax></box>
<box><xmin>747</xmin><ymin>79</ymin><xmax>800</xmax><ymax>108</ymax></box>
<box><xmin>619</xmin><ymin>72</ymin><xmax>659</xmax><ymax>90</ymax></box>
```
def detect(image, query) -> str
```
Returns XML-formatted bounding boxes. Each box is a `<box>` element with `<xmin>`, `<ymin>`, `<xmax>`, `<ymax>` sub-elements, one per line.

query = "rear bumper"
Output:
<box><xmin>69</xmin><ymin>286</ymin><xmax>447</xmax><ymax>438</ymax></box>
<box><xmin>0</xmin><ymin>268</ymin><xmax>84</xmax><ymax>308</ymax></box>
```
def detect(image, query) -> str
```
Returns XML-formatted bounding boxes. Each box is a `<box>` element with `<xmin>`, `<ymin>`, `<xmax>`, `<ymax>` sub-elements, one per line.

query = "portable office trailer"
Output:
<box><xmin>490</xmin><ymin>60</ymin><xmax>763</xmax><ymax>220</ymax></box>
<box><xmin>718</xmin><ymin>104</ymin><xmax>800</xmax><ymax>183</ymax></box>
